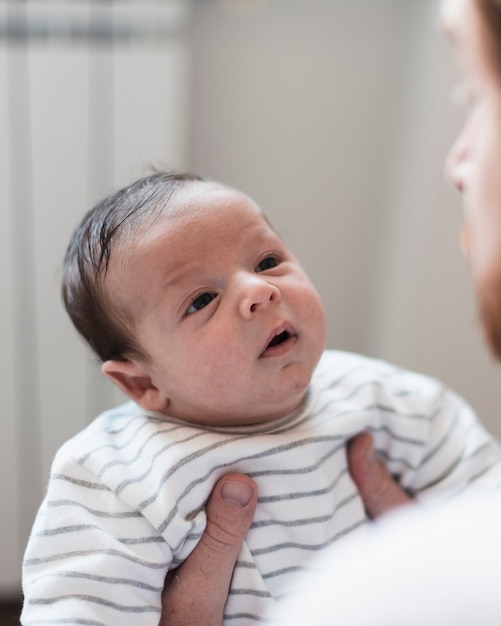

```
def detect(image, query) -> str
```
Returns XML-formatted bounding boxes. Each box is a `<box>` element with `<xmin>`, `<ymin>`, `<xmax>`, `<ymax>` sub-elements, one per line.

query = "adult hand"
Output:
<box><xmin>160</xmin><ymin>473</ymin><xmax>258</xmax><ymax>626</ymax></box>
<box><xmin>348</xmin><ymin>431</ymin><xmax>412</xmax><ymax>518</ymax></box>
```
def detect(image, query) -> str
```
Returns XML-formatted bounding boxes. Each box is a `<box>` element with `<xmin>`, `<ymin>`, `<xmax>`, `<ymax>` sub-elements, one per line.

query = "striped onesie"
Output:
<box><xmin>21</xmin><ymin>350</ymin><xmax>501</xmax><ymax>625</ymax></box>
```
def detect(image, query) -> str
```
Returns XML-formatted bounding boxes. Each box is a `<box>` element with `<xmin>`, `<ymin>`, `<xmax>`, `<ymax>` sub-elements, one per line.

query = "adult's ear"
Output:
<box><xmin>102</xmin><ymin>359</ymin><xmax>168</xmax><ymax>412</ymax></box>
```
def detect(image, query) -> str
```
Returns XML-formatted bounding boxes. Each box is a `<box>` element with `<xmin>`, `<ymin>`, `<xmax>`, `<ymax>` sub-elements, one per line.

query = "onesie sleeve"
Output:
<box><xmin>373</xmin><ymin>366</ymin><xmax>501</xmax><ymax>503</ymax></box>
<box><xmin>21</xmin><ymin>451</ymin><xmax>172</xmax><ymax>626</ymax></box>
<box><xmin>411</xmin><ymin>387</ymin><xmax>501</xmax><ymax>500</ymax></box>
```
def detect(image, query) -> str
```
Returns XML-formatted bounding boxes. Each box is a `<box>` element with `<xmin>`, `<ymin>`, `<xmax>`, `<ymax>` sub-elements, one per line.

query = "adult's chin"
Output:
<box><xmin>477</xmin><ymin>269</ymin><xmax>501</xmax><ymax>361</ymax></box>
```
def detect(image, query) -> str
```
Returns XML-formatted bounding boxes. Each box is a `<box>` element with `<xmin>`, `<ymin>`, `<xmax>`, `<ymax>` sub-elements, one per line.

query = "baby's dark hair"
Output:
<box><xmin>62</xmin><ymin>171</ymin><xmax>206</xmax><ymax>363</ymax></box>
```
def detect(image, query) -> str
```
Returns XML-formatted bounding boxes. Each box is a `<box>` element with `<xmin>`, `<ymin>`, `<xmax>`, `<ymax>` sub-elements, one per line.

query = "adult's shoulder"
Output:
<box><xmin>277</xmin><ymin>492</ymin><xmax>501</xmax><ymax>625</ymax></box>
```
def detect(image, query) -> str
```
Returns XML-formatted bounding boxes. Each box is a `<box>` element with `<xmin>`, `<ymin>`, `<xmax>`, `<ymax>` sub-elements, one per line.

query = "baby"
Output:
<box><xmin>21</xmin><ymin>172</ymin><xmax>501</xmax><ymax>625</ymax></box>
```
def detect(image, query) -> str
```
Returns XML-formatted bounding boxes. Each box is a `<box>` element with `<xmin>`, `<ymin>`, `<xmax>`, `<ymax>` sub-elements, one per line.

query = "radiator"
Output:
<box><xmin>0</xmin><ymin>0</ymin><xmax>191</xmax><ymax>594</ymax></box>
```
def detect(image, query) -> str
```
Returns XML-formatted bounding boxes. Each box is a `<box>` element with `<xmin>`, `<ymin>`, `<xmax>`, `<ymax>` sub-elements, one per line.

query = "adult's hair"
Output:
<box><xmin>476</xmin><ymin>0</ymin><xmax>501</xmax><ymax>77</ymax></box>
<box><xmin>62</xmin><ymin>171</ymin><xmax>205</xmax><ymax>363</ymax></box>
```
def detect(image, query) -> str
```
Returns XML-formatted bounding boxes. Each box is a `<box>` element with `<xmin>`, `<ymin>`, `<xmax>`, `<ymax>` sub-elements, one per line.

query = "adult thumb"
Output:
<box><xmin>348</xmin><ymin>431</ymin><xmax>411</xmax><ymax>519</ymax></box>
<box><xmin>161</xmin><ymin>473</ymin><xmax>257</xmax><ymax>626</ymax></box>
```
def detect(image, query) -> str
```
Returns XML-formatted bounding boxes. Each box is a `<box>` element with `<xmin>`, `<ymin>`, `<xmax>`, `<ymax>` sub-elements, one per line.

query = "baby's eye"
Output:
<box><xmin>186</xmin><ymin>292</ymin><xmax>217</xmax><ymax>314</ymax></box>
<box><xmin>255</xmin><ymin>255</ymin><xmax>279</xmax><ymax>272</ymax></box>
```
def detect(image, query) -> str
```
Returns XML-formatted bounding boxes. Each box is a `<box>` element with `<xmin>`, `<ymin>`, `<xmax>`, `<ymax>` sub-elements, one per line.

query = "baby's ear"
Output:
<box><xmin>102</xmin><ymin>359</ymin><xmax>168</xmax><ymax>412</ymax></box>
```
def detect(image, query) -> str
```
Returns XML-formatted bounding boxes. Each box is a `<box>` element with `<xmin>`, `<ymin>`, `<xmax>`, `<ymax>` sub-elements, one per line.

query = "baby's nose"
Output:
<box><xmin>238</xmin><ymin>275</ymin><xmax>281</xmax><ymax>319</ymax></box>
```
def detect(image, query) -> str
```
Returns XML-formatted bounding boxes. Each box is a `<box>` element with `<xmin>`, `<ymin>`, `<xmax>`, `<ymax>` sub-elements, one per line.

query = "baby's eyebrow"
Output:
<box><xmin>151</xmin><ymin>259</ymin><xmax>200</xmax><ymax>301</ymax></box>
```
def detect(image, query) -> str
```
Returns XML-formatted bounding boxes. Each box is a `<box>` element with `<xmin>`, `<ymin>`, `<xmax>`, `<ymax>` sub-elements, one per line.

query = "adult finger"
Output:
<box><xmin>348</xmin><ymin>431</ymin><xmax>412</xmax><ymax>519</ymax></box>
<box><xmin>160</xmin><ymin>473</ymin><xmax>258</xmax><ymax>626</ymax></box>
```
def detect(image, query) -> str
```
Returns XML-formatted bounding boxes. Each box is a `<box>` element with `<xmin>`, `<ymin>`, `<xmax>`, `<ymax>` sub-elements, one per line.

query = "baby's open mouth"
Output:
<box><xmin>260</xmin><ymin>325</ymin><xmax>297</xmax><ymax>358</ymax></box>
<box><xmin>267</xmin><ymin>330</ymin><xmax>290</xmax><ymax>348</ymax></box>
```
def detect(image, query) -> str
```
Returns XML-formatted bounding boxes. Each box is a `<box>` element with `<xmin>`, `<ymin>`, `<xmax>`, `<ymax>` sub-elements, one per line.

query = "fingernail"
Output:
<box><xmin>221</xmin><ymin>480</ymin><xmax>253</xmax><ymax>508</ymax></box>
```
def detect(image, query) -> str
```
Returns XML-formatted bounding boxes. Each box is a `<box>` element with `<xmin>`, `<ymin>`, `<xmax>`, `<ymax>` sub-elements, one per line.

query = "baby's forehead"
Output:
<box><xmin>169</xmin><ymin>181</ymin><xmax>259</xmax><ymax>213</ymax></box>
<box><xmin>161</xmin><ymin>181</ymin><xmax>271</xmax><ymax>229</ymax></box>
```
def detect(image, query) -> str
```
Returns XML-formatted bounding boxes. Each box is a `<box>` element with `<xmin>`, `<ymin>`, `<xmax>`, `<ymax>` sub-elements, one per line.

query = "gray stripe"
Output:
<box><xmin>120</xmin><ymin>535</ymin><xmax>165</xmax><ymax>545</ymax></box>
<box><xmin>47</xmin><ymin>498</ymin><xmax>142</xmax><ymax>519</ymax></box>
<box><xmin>36</xmin><ymin>524</ymin><xmax>103</xmax><ymax>536</ymax></box>
<box><xmin>466</xmin><ymin>459</ymin><xmax>501</xmax><ymax>487</ymax></box>
<box><xmin>257</xmin><ymin>466</ymin><xmax>348</xmax><ymax>504</ymax></box>
<box><xmin>94</xmin><ymin>423</ymin><xmax>186</xmax><ymax>474</ymax></box>
<box><xmin>28</xmin><ymin>594</ymin><xmax>159</xmax><ymax>614</ymax></box>
<box><xmin>418</xmin><ymin>408</ymin><xmax>461</xmax><ymax>467</ymax></box>
<box><xmin>103</xmin><ymin>412</ymin><xmax>141</xmax><ymax>433</ymax></box>
<box><xmin>24</xmin><ymin>548</ymin><xmax>169</xmax><ymax>569</ymax></box>
<box><xmin>375</xmin><ymin>443</ymin><xmax>431</xmax><ymax>471</ymax></box>
<box><xmin>228</xmin><ymin>588</ymin><xmax>272</xmax><ymax>598</ymax></box>
<box><xmin>50</xmin><ymin>474</ymin><xmax>109</xmax><ymax>490</ymax></box>
<box><xmin>325</xmin><ymin>378</ymin><xmax>403</xmax><ymax>405</ymax></box>
<box><xmin>35</xmin><ymin>569</ymin><xmax>162</xmax><ymax>592</ymax></box>
<box><xmin>35</xmin><ymin>523</ymin><xmax>163</xmax><ymax>545</ymax></box>
<box><xmin>252</xmin><ymin>517</ymin><xmax>366</xmax><ymax>557</ymax></box>
<box><xmin>79</xmin><ymin>419</ymin><xmax>180</xmax><ymax>464</ymax></box>
<box><xmin>78</xmin><ymin>417</ymin><xmax>153</xmax><ymax>463</ymax></box>
<box><xmin>465</xmin><ymin>440</ymin><xmax>497</xmax><ymax>463</ymax></box>
<box><xmin>249</xmin><ymin>441</ymin><xmax>345</xmax><ymax>481</ymax></box>
<box><xmin>234</xmin><ymin>560</ymin><xmax>259</xmax><ymax>569</ymax></box>
<box><xmin>262</xmin><ymin>565</ymin><xmax>315</xmax><ymax>580</ymax></box>
<box><xmin>253</xmin><ymin>492</ymin><xmax>357</xmax><ymax>528</ymax></box>
<box><xmin>368</xmin><ymin>423</ymin><xmax>425</xmax><ymax>446</ymax></box>
<box><xmin>113</xmin><ymin>428</ymin><xmax>214</xmax><ymax>494</ymax></box>
<box><xmin>316</xmin><ymin>399</ymin><xmax>435</xmax><ymax>425</ymax></box>
<box><xmin>23</xmin><ymin>617</ymin><xmax>106</xmax><ymax>626</ymax></box>
<box><xmin>223</xmin><ymin>612</ymin><xmax>275</xmax><ymax>624</ymax></box>
<box><xmin>415</xmin><ymin>454</ymin><xmax>464</xmax><ymax>494</ymax></box>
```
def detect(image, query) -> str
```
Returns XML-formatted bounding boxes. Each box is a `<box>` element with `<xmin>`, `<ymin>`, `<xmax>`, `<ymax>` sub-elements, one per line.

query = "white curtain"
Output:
<box><xmin>0</xmin><ymin>0</ymin><xmax>191</xmax><ymax>594</ymax></box>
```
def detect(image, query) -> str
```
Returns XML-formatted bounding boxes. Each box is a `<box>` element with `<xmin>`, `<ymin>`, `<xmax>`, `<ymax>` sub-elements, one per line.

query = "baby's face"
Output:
<box><xmin>111</xmin><ymin>183</ymin><xmax>326</xmax><ymax>426</ymax></box>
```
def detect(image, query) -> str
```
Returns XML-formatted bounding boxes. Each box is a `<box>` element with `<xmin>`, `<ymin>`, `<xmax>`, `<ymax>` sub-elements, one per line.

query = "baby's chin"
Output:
<box><xmin>160</xmin><ymin>391</ymin><xmax>310</xmax><ymax>428</ymax></box>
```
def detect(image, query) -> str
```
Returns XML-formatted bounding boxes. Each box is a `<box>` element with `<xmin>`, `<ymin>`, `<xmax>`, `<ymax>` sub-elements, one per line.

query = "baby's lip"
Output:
<box><xmin>260</xmin><ymin>322</ymin><xmax>297</xmax><ymax>357</ymax></box>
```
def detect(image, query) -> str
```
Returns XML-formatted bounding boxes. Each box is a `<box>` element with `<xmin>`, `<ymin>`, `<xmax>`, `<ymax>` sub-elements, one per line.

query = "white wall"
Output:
<box><xmin>189</xmin><ymin>0</ymin><xmax>501</xmax><ymax>438</ymax></box>
<box><xmin>0</xmin><ymin>0</ymin><xmax>191</xmax><ymax>596</ymax></box>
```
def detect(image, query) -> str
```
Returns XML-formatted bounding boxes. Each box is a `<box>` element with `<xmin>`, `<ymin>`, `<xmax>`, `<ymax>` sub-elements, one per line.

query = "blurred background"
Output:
<box><xmin>1</xmin><ymin>0</ymin><xmax>500</xmax><ymax>607</ymax></box>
